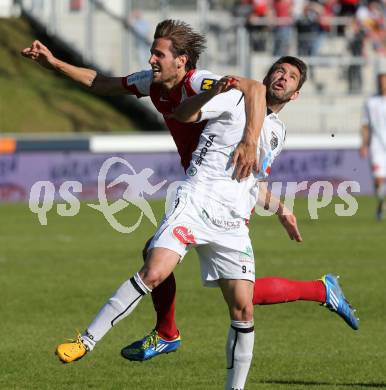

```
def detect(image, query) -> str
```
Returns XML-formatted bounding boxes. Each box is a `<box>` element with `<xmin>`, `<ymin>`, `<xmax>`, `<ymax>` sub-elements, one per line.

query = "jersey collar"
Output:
<box><xmin>267</xmin><ymin>108</ymin><xmax>279</xmax><ymax>118</ymax></box>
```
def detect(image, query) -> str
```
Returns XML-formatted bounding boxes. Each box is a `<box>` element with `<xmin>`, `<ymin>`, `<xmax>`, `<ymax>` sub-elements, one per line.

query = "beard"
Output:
<box><xmin>266</xmin><ymin>86</ymin><xmax>293</xmax><ymax>105</ymax></box>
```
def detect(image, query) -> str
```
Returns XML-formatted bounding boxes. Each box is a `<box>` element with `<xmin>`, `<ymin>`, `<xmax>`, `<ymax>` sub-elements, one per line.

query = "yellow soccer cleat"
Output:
<box><xmin>55</xmin><ymin>334</ymin><xmax>87</xmax><ymax>363</ymax></box>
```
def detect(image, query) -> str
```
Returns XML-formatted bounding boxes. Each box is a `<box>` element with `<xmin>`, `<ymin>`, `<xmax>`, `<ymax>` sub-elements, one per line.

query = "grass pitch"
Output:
<box><xmin>1</xmin><ymin>197</ymin><xmax>385</xmax><ymax>389</ymax></box>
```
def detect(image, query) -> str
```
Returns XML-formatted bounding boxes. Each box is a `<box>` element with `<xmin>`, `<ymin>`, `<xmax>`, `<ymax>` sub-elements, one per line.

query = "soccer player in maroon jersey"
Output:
<box><xmin>21</xmin><ymin>19</ymin><xmax>359</xmax><ymax>367</ymax></box>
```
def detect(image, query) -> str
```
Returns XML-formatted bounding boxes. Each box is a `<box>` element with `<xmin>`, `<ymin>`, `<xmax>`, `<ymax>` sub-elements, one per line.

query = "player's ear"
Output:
<box><xmin>290</xmin><ymin>90</ymin><xmax>299</xmax><ymax>101</ymax></box>
<box><xmin>177</xmin><ymin>54</ymin><xmax>188</xmax><ymax>69</ymax></box>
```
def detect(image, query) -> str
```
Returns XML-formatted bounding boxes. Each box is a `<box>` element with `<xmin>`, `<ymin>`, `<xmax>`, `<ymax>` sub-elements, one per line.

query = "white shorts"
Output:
<box><xmin>370</xmin><ymin>142</ymin><xmax>386</xmax><ymax>178</ymax></box>
<box><xmin>148</xmin><ymin>186</ymin><xmax>255</xmax><ymax>287</ymax></box>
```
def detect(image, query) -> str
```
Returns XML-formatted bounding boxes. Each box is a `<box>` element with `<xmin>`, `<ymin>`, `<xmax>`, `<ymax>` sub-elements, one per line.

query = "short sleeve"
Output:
<box><xmin>122</xmin><ymin>70</ymin><xmax>152</xmax><ymax>98</ymax></box>
<box><xmin>188</xmin><ymin>70</ymin><xmax>244</xmax><ymax>121</ymax></box>
<box><xmin>200</xmin><ymin>90</ymin><xmax>244</xmax><ymax>121</ymax></box>
<box><xmin>255</xmin><ymin>124</ymin><xmax>285</xmax><ymax>180</ymax></box>
<box><xmin>189</xmin><ymin>70</ymin><xmax>222</xmax><ymax>94</ymax></box>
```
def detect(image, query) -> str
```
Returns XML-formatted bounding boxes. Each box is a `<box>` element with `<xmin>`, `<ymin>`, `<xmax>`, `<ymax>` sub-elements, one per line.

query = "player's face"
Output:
<box><xmin>149</xmin><ymin>38</ymin><xmax>181</xmax><ymax>84</ymax></box>
<box><xmin>266</xmin><ymin>63</ymin><xmax>300</xmax><ymax>104</ymax></box>
<box><xmin>379</xmin><ymin>74</ymin><xmax>386</xmax><ymax>95</ymax></box>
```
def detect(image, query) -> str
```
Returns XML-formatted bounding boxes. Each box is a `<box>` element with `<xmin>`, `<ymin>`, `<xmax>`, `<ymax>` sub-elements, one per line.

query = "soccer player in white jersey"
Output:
<box><xmin>52</xmin><ymin>57</ymin><xmax>305</xmax><ymax>390</ymax></box>
<box><xmin>360</xmin><ymin>71</ymin><xmax>386</xmax><ymax>220</ymax></box>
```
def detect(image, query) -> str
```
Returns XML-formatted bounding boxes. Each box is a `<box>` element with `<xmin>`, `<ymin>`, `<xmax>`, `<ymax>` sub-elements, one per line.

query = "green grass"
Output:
<box><xmin>0</xmin><ymin>17</ymin><xmax>136</xmax><ymax>133</ymax></box>
<box><xmin>0</xmin><ymin>197</ymin><xmax>386</xmax><ymax>389</ymax></box>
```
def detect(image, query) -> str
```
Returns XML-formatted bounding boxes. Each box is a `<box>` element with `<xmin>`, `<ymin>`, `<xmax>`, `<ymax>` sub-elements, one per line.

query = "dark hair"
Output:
<box><xmin>154</xmin><ymin>19</ymin><xmax>206</xmax><ymax>71</ymax></box>
<box><xmin>265</xmin><ymin>56</ymin><xmax>308</xmax><ymax>90</ymax></box>
<box><xmin>377</xmin><ymin>72</ymin><xmax>386</xmax><ymax>94</ymax></box>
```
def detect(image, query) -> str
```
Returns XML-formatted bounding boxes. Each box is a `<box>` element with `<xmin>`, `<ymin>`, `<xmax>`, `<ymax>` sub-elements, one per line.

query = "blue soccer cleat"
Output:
<box><xmin>320</xmin><ymin>274</ymin><xmax>359</xmax><ymax>330</ymax></box>
<box><xmin>121</xmin><ymin>330</ymin><xmax>181</xmax><ymax>361</ymax></box>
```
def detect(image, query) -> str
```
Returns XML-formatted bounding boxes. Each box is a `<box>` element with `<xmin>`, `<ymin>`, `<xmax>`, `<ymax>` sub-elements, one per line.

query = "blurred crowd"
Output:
<box><xmin>232</xmin><ymin>0</ymin><xmax>386</xmax><ymax>91</ymax></box>
<box><xmin>68</xmin><ymin>0</ymin><xmax>384</xmax><ymax>92</ymax></box>
<box><xmin>233</xmin><ymin>0</ymin><xmax>386</xmax><ymax>57</ymax></box>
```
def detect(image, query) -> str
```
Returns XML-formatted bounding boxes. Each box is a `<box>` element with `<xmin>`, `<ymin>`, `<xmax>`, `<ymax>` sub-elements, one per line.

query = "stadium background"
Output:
<box><xmin>0</xmin><ymin>0</ymin><xmax>386</xmax><ymax>389</ymax></box>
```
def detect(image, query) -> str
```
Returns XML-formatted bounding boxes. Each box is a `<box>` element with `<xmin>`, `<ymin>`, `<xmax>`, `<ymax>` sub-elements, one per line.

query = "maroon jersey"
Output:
<box><xmin>122</xmin><ymin>69</ymin><xmax>222</xmax><ymax>170</ymax></box>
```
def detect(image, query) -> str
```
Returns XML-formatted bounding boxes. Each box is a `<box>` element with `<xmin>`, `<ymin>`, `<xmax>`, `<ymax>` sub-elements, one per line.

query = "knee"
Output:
<box><xmin>139</xmin><ymin>267</ymin><xmax>163</xmax><ymax>290</ymax></box>
<box><xmin>230</xmin><ymin>302</ymin><xmax>254</xmax><ymax>322</ymax></box>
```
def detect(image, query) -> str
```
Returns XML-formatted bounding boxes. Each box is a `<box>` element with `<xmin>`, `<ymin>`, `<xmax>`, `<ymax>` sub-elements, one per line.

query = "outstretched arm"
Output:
<box><xmin>257</xmin><ymin>183</ymin><xmax>303</xmax><ymax>242</ymax></box>
<box><xmin>21</xmin><ymin>40</ymin><xmax>130</xmax><ymax>95</ymax></box>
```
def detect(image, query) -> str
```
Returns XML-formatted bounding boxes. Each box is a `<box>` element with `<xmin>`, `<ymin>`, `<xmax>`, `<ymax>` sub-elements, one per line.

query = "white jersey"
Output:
<box><xmin>362</xmin><ymin>95</ymin><xmax>386</xmax><ymax>150</ymax></box>
<box><xmin>149</xmin><ymin>70</ymin><xmax>285</xmax><ymax>285</ymax></box>
<box><xmin>124</xmin><ymin>68</ymin><xmax>286</xmax><ymax>218</ymax></box>
<box><xmin>183</xmin><ymin>71</ymin><xmax>286</xmax><ymax>219</ymax></box>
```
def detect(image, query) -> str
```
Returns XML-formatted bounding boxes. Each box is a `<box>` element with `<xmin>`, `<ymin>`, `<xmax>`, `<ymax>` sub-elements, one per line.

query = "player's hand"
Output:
<box><xmin>277</xmin><ymin>210</ymin><xmax>303</xmax><ymax>242</ymax></box>
<box><xmin>212</xmin><ymin>76</ymin><xmax>240</xmax><ymax>95</ymax></box>
<box><xmin>21</xmin><ymin>40</ymin><xmax>56</xmax><ymax>69</ymax></box>
<box><xmin>231</xmin><ymin>141</ymin><xmax>258</xmax><ymax>181</ymax></box>
<box><xmin>359</xmin><ymin>145</ymin><xmax>368</xmax><ymax>158</ymax></box>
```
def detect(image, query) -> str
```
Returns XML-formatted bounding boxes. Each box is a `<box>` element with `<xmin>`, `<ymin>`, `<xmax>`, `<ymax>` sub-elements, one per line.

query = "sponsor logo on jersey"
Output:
<box><xmin>173</xmin><ymin>225</ymin><xmax>197</xmax><ymax>245</ymax></box>
<box><xmin>195</xmin><ymin>134</ymin><xmax>216</xmax><ymax>166</ymax></box>
<box><xmin>211</xmin><ymin>217</ymin><xmax>241</xmax><ymax>230</ymax></box>
<box><xmin>270</xmin><ymin>132</ymin><xmax>279</xmax><ymax>150</ymax></box>
<box><xmin>187</xmin><ymin>166</ymin><xmax>197</xmax><ymax>176</ymax></box>
<box><xmin>200</xmin><ymin>78</ymin><xmax>216</xmax><ymax>90</ymax></box>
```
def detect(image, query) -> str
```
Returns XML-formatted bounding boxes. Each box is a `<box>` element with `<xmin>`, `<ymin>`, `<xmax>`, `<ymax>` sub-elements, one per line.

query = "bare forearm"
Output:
<box><xmin>172</xmin><ymin>89</ymin><xmax>217</xmax><ymax>122</ymax></box>
<box><xmin>53</xmin><ymin>59</ymin><xmax>126</xmax><ymax>95</ymax></box>
<box><xmin>257</xmin><ymin>182</ymin><xmax>283</xmax><ymax>214</ymax></box>
<box><xmin>52</xmin><ymin>57</ymin><xmax>96</xmax><ymax>87</ymax></box>
<box><xmin>239</xmin><ymin>79</ymin><xmax>266</xmax><ymax>146</ymax></box>
<box><xmin>22</xmin><ymin>41</ymin><xmax>97</xmax><ymax>89</ymax></box>
<box><xmin>361</xmin><ymin>125</ymin><xmax>369</xmax><ymax>147</ymax></box>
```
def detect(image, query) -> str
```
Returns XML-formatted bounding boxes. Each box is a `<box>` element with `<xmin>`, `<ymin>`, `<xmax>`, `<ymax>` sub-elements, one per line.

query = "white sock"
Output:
<box><xmin>225</xmin><ymin>320</ymin><xmax>254</xmax><ymax>390</ymax></box>
<box><xmin>81</xmin><ymin>273</ymin><xmax>151</xmax><ymax>351</ymax></box>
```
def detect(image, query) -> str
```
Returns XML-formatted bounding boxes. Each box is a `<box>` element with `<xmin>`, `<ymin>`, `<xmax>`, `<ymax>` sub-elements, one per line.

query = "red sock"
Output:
<box><xmin>252</xmin><ymin>277</ymin><xmax>326</xmax><ymax>305</ymax></box>
<box><xmin>143</xmin><ymin>237</ymin><xmax>178</xmax><ymax>340</ymax></box>
<box><xmin>152</xmin><ymin>272</ymin><xmax>179</xmax><ymax>340</ymax></box>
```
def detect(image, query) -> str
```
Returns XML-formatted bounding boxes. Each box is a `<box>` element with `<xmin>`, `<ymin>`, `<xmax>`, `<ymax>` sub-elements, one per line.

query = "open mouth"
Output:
<box><xmin>273</xmin><ymin>82</ymin><xmax>285</xmax><ymax>91</ymax></box>
<box><xmin>152</xmin><ymin>67</ymin><xmax>161</xmax><ymax>76</ymax></box>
